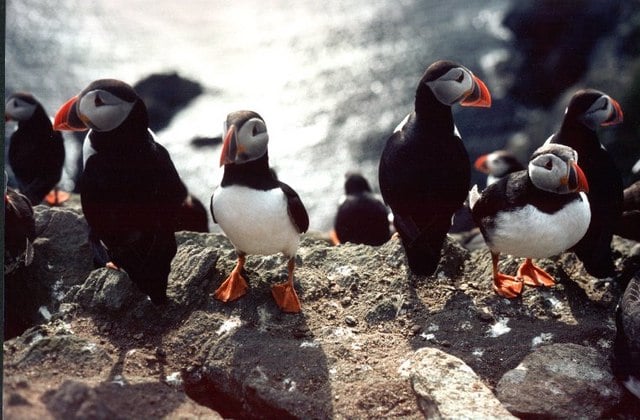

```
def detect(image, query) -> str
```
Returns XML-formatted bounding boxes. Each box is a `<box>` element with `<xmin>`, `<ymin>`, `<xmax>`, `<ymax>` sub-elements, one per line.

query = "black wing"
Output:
<box><xmin>279</xmin><ymin>181</ymin><xmax>309</xmax><ymax>233</ymax></box>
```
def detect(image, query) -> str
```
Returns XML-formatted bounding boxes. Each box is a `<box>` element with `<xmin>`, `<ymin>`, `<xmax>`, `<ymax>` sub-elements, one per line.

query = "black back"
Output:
<box><xmin>548</xmin><ymin>111</ymin><xmax>623</xmax><ymax>278</ymax></box>
<box><xmin>80</xmin><ymin>99</ymin><xmax>187</xmax><ymax>304</ymax></box>
<box><xmin>378</xmin><ymin>81</ymin><xmax>470</xmax><ymax>275</ymax></box>
<box><xmin>472</xmin><ymin>170</ymin><xmax>584</xmax><ymax>233</ymax></box>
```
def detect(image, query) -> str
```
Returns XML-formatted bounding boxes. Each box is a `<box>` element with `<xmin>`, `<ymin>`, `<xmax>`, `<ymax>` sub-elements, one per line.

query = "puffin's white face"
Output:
<box><xmin>426</xmin><ymin>67</ymin><xmax>474</xmax><ymax>106</ymax></box>
<box><xmin>231</xmin><ymin>117</ymin><xmax>269</xmax><ymax>164</ymax></box>
<box><xmin>5</xmin><ymin>96</ymin><xmax>37</xmax><ymax>121</ymax></box>
<box><xmin>529</xmin><ymin>147</ymin><xmax>587</xmax><ymax>194</ymax></box>
<box><xmin>580</xmin><ymin>95</ymin><xmax>615</xmax><ymax>130</ymax></box>
<box><xmin>77</xmin><ymin>89</ymin><xmax>135</xmax><ymax>132</ymax></box>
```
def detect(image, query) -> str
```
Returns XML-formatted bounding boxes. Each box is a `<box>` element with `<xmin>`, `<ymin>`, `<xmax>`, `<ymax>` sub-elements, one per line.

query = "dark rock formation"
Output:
<box><xmin>503</xmin><ymin>0</ymin><xmax>622</xmax><ymax>107</ymax></box>
<box><xmin>133</xmin><ymin>72</ymin><xmax>203</xmax><ymax>132</ymax></box>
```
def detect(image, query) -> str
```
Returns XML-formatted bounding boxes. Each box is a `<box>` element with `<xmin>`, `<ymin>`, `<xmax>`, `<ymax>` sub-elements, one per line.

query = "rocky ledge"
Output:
<box><xmin>3</xmin><ymin>203</ymin><xmax>640</xmax><ymax>418</ymax></box>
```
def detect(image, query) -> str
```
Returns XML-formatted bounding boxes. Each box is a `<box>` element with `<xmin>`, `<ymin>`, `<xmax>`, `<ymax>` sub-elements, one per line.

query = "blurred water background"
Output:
<box><xmin>5</xmin><ymin>0</ymin><xmax>639</xmax><ymax>231</ymax></box>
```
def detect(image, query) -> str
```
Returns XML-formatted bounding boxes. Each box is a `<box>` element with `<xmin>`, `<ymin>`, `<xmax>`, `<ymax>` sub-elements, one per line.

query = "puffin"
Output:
<box><xmin>615</xmin><ymin>181</ymin><xmax>640</xmax><ymax>243</ymax></box>
<box><xmin>211</xmin><ymin>110</ymin><xmax>309</xmax><ymax>313</ymax></box>
<box><xmin>613</xmin><ymin>271</ymin><xmax>640</xmax><ymax>400</ymax></box>
<box><xmin>331</xmin><ymin>172</ymin><xmax>391</xmax><ymax>246</ymax></box>
<box><xmin>5</xmin><ymin>92</ymin><xmax>68</xmax><ymax>205</ymax></box>
<box><xmin>474</xmin><ymin>150</ymin><xmax>524</xmax><ymax>187</ymax></box>
<box><xmin>4</xmin><ymin>174</ymin><xmax>36</xmax><ymax>274</ymax></box>
<box><xmin>546</xmin><ymin>89</ymin><xmax>624</xmax><ymax>279</ymax></box>
<box><xmin>53</xmin><ymin>79</ymin><xmax>190</xmax><ymax>305</ymax></box>
<box><xmin>378</xmin><ymin>60</ymin><xmax>491</xmax><ymax>276</ymax></box>
<box><xmin>470</xmin><ymin>143</ymin><xmax>591</xmax><ymax>298</ymax></box>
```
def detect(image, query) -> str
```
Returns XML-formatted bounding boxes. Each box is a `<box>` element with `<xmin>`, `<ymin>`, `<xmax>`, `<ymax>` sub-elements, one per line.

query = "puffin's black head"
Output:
<box><xmin>529</xmin><ymin>143</ymin><xmax>589</xmax><ymax>194</ymax></box>
<box><xmin>344</xmin><ymin>172</ymin><xmax>372</xmax><ymax>195</ymax></box>
<box><xmin>5</xmin><ymin>92</ymin><xmax>41</xmax><ymax>122</ymax></box>
<box><xmin>564</xmin><ymin>89</ymin><xmax>624</xmax><ymax>131</ymax></box>
<box><xmin>53</xmin><ymin>79</ymin><xmax>142</xmax><ymax>132</ymax></box>
<box><xmin>219</xmin><ymin>110</ymin><xmax>269</xmax><ymax>166</ymax></box>
<box><xmin>419</xmin><ymin>60</ymin><xmax>492</xmax><ymax>108</ymax></box>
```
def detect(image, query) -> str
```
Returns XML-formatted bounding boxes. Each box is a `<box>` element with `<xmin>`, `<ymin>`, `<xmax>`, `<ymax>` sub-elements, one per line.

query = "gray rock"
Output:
<box><xmin>42</xmin><ymin>381</ymin><xmax>118</xmax><ymax>420</ymax></box>
<box><xmin>496</xmin><ymin>343</ymin><xmax>623</xmax><ymax>418</ymax></box>
<box><xmin>64</xmin><ymin>268</ymin><xmax>142</xmax><ymax>312</ymax></box>
<box><xmin>400</xmin><ymin>347</ymin><xmax>515</xmax><ymax>419</ymax></box>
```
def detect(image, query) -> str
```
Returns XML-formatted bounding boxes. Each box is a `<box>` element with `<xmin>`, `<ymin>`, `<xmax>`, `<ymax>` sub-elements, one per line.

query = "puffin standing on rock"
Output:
<box><xmin>5</xmin><ymin>92</ymin><xmax>68</xmax><ymax>205</ymax></box>
<box><xmin>211</xmin><ymin>111</ymin><xmax>309</xmax><ymax>313</ymax></box>
<box><xmin>53</xmin><ymin>79</ymin><xmax>190</xmax><ymax>305</ymax></box>
<box><xmin>331</xmin><ymin>172</ymin><xmax>391</xmax><ymax>246</ymax></box>
<box><xmin>547</xmin><ymin>89</ymin><xmax>624</xmax><ymax>279</ymax></box>
<box><xmin>470</xmin><ymin>143</ymin><xmax>591</xmax><ymax>298</ymax></box>
<box><xmin>378</xmin><ymin>60</ymin><xmax>491</xmax><ymax>276</ymax></box>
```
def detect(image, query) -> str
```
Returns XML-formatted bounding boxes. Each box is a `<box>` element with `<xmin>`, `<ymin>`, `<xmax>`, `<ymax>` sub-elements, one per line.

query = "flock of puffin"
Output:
<box><xmin>4</xmin><ymin>60</ymin><xmax>640</xmax><ymax>398</ymax></box>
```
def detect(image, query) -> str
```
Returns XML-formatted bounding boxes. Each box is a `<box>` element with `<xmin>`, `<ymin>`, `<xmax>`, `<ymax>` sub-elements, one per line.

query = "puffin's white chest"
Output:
<box><xmin>487</xmin><ymin>193</ymin><xmax>590</xmax><ymax>258</ymax></box>
<box><xmin>212</xmin><ymin>185</ymin><xmax>300</xmax><ymax>257</ymax></box>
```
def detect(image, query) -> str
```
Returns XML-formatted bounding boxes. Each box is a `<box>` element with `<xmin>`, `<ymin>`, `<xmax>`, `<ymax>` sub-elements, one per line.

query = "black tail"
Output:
<box><xmin>394</xmin><ymin>214</ymin><xmax>449</xmax><ymax>276</ymax></box>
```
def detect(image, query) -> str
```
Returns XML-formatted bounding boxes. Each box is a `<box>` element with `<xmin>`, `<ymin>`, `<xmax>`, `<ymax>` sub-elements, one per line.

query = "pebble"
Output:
<box><xmin>345</xmin><ymin>316</ymin><xmax>358</xmax><ymax>327</ymax></box>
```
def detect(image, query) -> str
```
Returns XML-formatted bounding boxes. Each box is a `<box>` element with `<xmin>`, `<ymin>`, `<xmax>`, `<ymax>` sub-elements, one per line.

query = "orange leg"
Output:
<box><xmin>214</xmin><ymin>254</ymin><xmax>249</xmax><ymax>302</ymax></box>
<box><xmin>517</xmin><ymin>258</ymin><xmax>555</xmax><ymax>287</ymax></box>
<box><xmin>329</xmin><ymin>229</ymin><xmax>341</xmax><ymax>246</ymax></box>
<box><xmin>491</xmin><ymin>252</ymin><xmax>523</xmax><ymax>298</ymax></box>
<box><xmin>271</xmin><ymin>258</ymin><xmax>302</xmax><ymax>313</ymax></box>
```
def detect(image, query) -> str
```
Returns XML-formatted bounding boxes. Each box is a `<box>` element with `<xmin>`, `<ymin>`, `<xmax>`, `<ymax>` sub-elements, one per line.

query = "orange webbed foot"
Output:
<box><xmin>44</xmin><ymin>189</ymin><xmax>70</xmax><ymax>206</ymax></box>
<box><xmin>517</xmin><ymin>258</ymin><xmax>555</xmax><ymax>287</ymax></box>
<box><xmin>271</xmin><ymin>281</ymin><xmax>301</xmax><ymax>313</ymax></box>
<box><xmin>493</xmin><ymin>272</ymin><xmax>524</xmax><ymax>299</ymax></box>
<box><xmin>214</xmin><ymin>270</ymin><xmax>249</xmax><ymax>302</ymax></box>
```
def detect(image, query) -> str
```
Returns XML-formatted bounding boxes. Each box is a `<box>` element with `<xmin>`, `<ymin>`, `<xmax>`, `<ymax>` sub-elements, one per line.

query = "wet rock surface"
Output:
<box><xmin>3</xmin><ymin>204</ymin><xmax>640</xmax><ymax>418</ymax></box>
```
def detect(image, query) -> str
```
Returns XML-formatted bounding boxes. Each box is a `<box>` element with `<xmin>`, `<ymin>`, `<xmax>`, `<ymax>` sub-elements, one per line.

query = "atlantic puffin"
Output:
<box><xmin>546</xmin><ymin>89</ymin><xmax>624</xmax><ymax>279</ymax></box>
<box><xmin>53</xmin><ymin>79</ymin><xmax>190</xmax><ymax>305</ymax></box>
<box><xmin>470</xmin><ymin>143</ymin><xmax>590</xmax><ymax>298</ymax></box>
<box><xmin>613</xmin><ymin>271</ymin><xmax>640</xmax><ymax>400</ymax></box>
<box><xmin>378</xmin><ymin>60</ymin><xmax>491</xmax><ymax>276</ymax></box>
<box><xmin>331</xmin><ymin>172</ymin><xmax>390</xmax><ymax>246</ymax></box>
<box><xmin>474</xmin><ymin>150</ymin><xmax>524</xmax><ymax>187</ymax></box>
<box><xmin>4</xmin><ymin>173</ymin><xmax>36</xmax><ymax>274</ymax></box>
<box><xmin>5</xmin><ymin>92</ymin><xmax>67</xmax><ymax>205</ymax></box>
<box><xmin>211</xmin><ymin>110</ymin><xmax>309</xmax><ymax>313</ymax></box>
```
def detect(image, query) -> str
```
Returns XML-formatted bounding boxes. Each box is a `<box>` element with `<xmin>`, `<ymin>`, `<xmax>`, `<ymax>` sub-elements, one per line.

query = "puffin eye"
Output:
<box><xmin>456</xmin><ymin>72</ymin><xmax>464</xmax><ymax>83</ymax></box>
<box><xmin>544</xmin><ymin>159</ymin><xmax>553</xmax><ymax>170</ymax></box>
<box><xmin>252</xmin><ymin>125</ymin><xmax>259</xmax><ymax>136</ymax></box>
<box><xmin>94</xmin><ymin>94</ymin><xmax>105</xmax><ymax>107</ymax></box>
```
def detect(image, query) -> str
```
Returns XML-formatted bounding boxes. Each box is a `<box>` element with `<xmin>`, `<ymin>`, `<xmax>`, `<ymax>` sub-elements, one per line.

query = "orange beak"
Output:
<box><xmin>461</xmin><ymin>75</ymin><xmax>492</xmax><ymax>108</ymax></box>
<box><xmin>219</xmin><ymin>124</ymin><xmax>236</xmax><ymax>167</ymax></box>
<box><xmin>53</xmin><ymin>96</ymin><xmax>87</xmax><ymax>131</ymax></box>
<box><xmin>474</xmin><ymin>154</ymin><xmax>490</xmax><ymax>173</ymax></box>
<box><xmin>601</xmin><ymin>97</ymin><xmax>623</xmax><ymax>126</ymax></box>
<box><xmin>568</xmin><ymin>161</ymin><xmax>589</xmax><ymax>193</ymax></box>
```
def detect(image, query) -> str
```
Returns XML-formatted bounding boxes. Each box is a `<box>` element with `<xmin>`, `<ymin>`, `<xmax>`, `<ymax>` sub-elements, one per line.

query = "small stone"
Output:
<box><xmin>345</xmin><ymin>316</ymin><xmax>358</xmax><ymax>327</ymax></box>
<box><xmin>411</xmin><ymin>325</ymin><xmax>422</xmax><ymax>335</ymax></box>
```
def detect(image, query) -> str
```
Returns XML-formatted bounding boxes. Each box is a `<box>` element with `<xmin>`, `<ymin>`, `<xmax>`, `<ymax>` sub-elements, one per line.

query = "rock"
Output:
<box><xmin>503</xmin><ymin>0</ymin><xmax>622</xmax><ymax>107</ymax></box>
<box><xmin>42</xmin><ymin>381</ymin><xmax>117</xmax><ymax>420</ymax></box>
<box><xmin>4</xmin><ymin>204</ymin><xmax>93</xmax><ymax>339</ymax></box>
<box><xmin>496</xmin><ymin>343</ymin><xmax>623</xmax><ymax>418</ymax></box>
<box><xmin>400</xmin><ymin>347</ymin><xmax>516</xmax><ymax>419</ymax></box>
<box><xmin>133</xmin><ymin>72</ymin><xmax>204</xmax><ymax>132</ymax></box>
<box><xmin>4</xmin><ymin>203</ymin><xmax>640</xmax><ymax>418</ymax></box>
